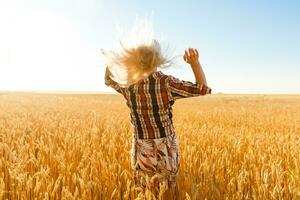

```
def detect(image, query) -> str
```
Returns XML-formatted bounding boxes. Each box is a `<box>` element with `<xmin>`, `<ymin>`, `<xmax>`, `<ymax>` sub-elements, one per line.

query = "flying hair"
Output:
<box><xmin>101</xmin><ymin>16</ymin><xmax>176</xmax><ymax>87</ymax></box>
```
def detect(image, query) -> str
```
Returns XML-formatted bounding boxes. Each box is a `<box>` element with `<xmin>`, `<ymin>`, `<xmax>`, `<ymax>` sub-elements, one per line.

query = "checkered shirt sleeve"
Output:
<box><xmin>166</xmin><ymin>75</ymin><xmax>211</xmax><ymax>100</ymax></box>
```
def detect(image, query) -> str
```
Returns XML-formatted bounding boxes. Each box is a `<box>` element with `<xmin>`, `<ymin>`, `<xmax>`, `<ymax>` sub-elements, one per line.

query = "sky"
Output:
<box><xmin>0</xmin><ymin>0</ymin><xmax>299</xmax><ymax>94</ymax></box>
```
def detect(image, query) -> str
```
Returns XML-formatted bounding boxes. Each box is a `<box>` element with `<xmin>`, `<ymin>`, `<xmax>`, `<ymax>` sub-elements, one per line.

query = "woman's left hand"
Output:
<box><xmin>105</xmin><ymin>66</ymin><xmax>112</xmax><ymax>78</ymax></box>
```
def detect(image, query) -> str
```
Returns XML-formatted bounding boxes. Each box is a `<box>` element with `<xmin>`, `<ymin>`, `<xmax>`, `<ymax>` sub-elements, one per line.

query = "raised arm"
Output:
<box><xmin>104</xmin><ymin>66</ymin><xmax>124</xmax><ymax>94</ymax></box>
<box><xmin>165</xmin><ymin>48</ymin><xmax>211</xmax><ymax>101</ymax></box>
<box><xmin>183</xmin><ymin>48</ymin><xmax>207</xmax><ymax>85</ymax></box>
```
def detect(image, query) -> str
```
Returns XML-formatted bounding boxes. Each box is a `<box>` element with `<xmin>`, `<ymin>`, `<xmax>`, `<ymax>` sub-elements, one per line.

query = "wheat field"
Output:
<box><xmin>0</xmin><ymin>92</ymin><xmax>299</xmax><ymax>199</ymax></box>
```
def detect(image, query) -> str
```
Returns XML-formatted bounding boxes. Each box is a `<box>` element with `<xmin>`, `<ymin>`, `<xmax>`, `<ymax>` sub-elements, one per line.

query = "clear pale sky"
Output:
<box><xmin>0</xmin><ymin>0</ymin><xmax>299</xmax><ymax>94</ymax></box>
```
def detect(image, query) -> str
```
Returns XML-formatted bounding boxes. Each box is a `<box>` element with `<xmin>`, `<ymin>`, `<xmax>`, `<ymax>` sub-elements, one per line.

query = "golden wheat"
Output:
<box><xmin>0</xmin><ymin>92</ymin><xmax>299</xmax><ymax>199</ymax></box>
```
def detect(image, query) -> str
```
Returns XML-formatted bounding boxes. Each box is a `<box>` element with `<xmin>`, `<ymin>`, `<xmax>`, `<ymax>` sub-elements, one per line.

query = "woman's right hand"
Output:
<box><xmin>183</xmin><ymin>48</ymin><xmax>208</xmax><ymax>85</ymax></box>
<box><xmin>183</xmin><ymin>48</ymin><xmax>201</xmax><ymax>68</ymax></box>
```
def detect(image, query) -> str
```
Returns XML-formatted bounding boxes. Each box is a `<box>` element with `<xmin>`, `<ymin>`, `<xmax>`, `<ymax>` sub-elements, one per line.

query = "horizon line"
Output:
<box><xmin>0</xmin><ymin>90</ymin><xmax>299</xmax><ymax>96</ymax></box>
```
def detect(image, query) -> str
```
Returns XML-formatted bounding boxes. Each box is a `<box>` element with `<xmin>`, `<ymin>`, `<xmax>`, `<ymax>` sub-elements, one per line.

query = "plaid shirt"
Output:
<box><xmin>105</xmin><ymin>69</ymin><xmax>212</xmax><ymax>139</ymax></box>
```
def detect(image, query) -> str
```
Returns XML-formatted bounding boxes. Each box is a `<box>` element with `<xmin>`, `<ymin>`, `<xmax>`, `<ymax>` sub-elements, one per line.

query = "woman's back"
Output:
<box><xmin>105</xmin><ymin>69</ymin><xmax>211</xmax><ymax>139</ymax></box>
<box><xmin>123</xmin><ymin>70</ymin><xmax>175</xmax><ymax>139</ymax></box>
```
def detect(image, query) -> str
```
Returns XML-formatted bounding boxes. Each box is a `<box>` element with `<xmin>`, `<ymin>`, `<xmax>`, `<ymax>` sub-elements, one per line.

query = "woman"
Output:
<box><xmin>102</xmin><ymin>21</ymin><xmax>211</xmax><ymax>199</ymax></box>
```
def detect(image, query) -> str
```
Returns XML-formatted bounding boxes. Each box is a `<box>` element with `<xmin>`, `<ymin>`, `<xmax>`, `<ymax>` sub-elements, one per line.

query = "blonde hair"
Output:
<box><xmin>101</xmin><ymin>17</ymin><xmax>175</xmax><ymax>87</ymax></box>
